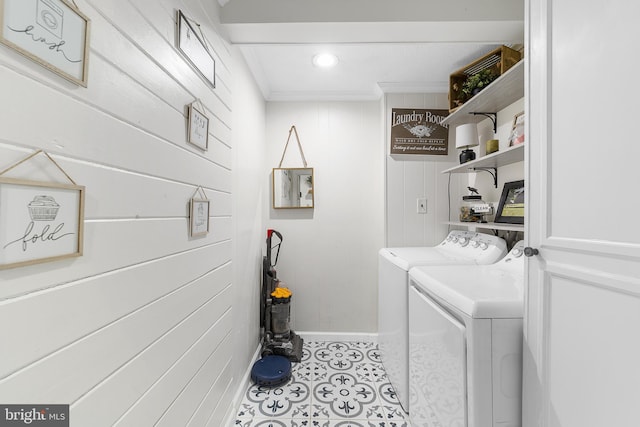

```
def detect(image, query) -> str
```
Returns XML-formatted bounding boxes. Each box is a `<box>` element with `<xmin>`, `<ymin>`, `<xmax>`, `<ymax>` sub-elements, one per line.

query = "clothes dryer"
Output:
<box><xmin>378</xmin><ymin>231</ymin><xmax>507</xmax><ymax>413</ymax></box>
<box><xmin>408</xmin><ymin>241</ymin><xmax>525</xmax><ymax>427</ymax></box>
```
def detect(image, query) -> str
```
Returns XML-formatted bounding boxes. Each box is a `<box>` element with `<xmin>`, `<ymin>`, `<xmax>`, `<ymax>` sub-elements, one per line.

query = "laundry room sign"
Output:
<box><xmin>390</xmin><ymin>108</ymin><xmax>449</xmax><ymax>156</ymax></box>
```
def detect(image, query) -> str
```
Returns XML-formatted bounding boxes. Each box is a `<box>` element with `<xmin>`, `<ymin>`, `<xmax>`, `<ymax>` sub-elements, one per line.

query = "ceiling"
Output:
<box><xmin>218</xmin><ymin>0</ymin><xmax>524</xmax><ymax>101</ymax></box>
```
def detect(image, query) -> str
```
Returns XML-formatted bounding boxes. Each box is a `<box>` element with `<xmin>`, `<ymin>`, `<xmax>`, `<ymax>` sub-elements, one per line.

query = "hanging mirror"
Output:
<box><xmin>272</xmin><ymin>168</ymin><xmax>314</xmax><ymax>209</ymax></box>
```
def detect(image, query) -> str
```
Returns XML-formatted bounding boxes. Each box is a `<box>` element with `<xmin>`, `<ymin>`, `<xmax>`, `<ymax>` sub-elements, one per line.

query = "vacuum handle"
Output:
<box><xmin>267</xmin><ymin>229</ymin><xmax>283</xmax><ymax>242</ymax></box>
<box><xmin>266</xmin><ymin>229</ymin><xmax>283</xmax><ymax>267</ymax></box>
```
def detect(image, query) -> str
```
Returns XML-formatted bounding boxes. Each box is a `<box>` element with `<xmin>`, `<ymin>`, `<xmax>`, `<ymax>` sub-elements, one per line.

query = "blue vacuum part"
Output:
<box><xmin>251</xmin><ymin>355</ymin><xmax>292</xmax><ymax>387</ymax></box>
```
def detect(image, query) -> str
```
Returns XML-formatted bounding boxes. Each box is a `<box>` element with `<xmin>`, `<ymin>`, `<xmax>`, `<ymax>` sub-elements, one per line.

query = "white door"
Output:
<box><xmin>524</xmin><ymin>0</ymin><xmax>640</xmax><ymax>426</ymax></box>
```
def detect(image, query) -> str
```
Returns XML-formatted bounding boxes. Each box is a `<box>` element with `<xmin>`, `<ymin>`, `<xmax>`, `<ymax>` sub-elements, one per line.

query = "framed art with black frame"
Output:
<box><xmin>176</xmin><ymin>9</ymin><xmax>215</xmax><ymax>88</ymax></box>
<box><xmin>495</xmin><ymin>179</ymin><xmax>525</xmax><ymax>224</ymax></box>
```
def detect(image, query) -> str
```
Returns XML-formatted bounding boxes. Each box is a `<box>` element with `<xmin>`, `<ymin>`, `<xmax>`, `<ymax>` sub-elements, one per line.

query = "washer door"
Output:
<box><xmin>409</xmin><ymin>285</ymin><xmax>467</xmax><ymax>427</ymax></box>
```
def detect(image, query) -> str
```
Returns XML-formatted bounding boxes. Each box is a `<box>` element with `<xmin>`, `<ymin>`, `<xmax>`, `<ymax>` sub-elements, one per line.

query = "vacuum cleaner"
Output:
<box><xmin>250</xmin><ymin>229</ymin><xmax>304</xmax><ymax>387</ymax></box>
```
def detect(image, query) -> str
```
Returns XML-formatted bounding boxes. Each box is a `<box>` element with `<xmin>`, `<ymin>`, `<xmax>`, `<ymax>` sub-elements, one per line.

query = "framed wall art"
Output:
<box><xmin>508</xmin><ymin>111</ymin><xmax>525</xmax><ymax>146</ymax></box>
<box><xmin>187</xmin><ymin>102</ymin><xmax>209</xmax><ymax>150</ymax></box>
<box><xmin>176</xmin><ymin>9</ymin><xmax>215</xmax><ymax>88</ymax></box>
<box><xmin>0</xmin><ymin>177</ymin><xmax>85</xmax><ymax>269</ymax></box>
<box><xmin>0</xmin><ymin>0</ymin><xmax>91</xmax><ymax>86</ymax></box>
<box><xmin>494</xmin><ymin>179</ymin><xmax>525</xmax><ymax>224</ymax></box>
<box><xmin>189</xmin><ymin>197</ymin><xmax>210</xmax><ymax>237</ymax></box>
<box><xmin>390</xmin><ymin>108</ymin><xmax>450</xmax><ymax>156</ymax></box>
<box><xmin>189</xmin><ymin>186</ymin><xmax>209</xmax><ymax>237</ymax></box>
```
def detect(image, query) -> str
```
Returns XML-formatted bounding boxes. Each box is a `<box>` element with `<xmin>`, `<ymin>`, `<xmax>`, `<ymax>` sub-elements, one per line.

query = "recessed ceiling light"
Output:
<box><xmin>312</xmin><ymin>53</ymin><xmax>338</xmax><ymax>68</ymax></box>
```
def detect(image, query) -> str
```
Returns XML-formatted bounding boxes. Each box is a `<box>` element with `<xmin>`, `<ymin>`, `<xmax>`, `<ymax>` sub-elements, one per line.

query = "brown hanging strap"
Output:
<box><xmin>0</xmin><ymin>150</ymin><xmax>77</xmax><ymax>185</ymax></box>
<box><xmin>278</xmin><ymin>125</ymin><xmax>308</xmax><ymax>168</ymax></box>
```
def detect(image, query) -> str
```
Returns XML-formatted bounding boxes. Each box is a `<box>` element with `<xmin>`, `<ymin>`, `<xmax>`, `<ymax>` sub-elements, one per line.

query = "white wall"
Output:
<box><xmin>264</xmin><ymin>101</ymin><xmax>384</xmax><ymax>333</ymax></box>
<box><xmin>230</xmin><ymin>47</ymin><xmax>266</xmax><ymax>394</ymax></box>
<box><xmin>465</xmin><ymin>98</ymin><xmax>525</xmax><ymax>209</ymax></box>
<box><xmin>0</xmin><ymin>1</ymin><xmax>263</xmax><ymax>425</ymax></box>
<box><xmin>384</xmin><ymin>93</ymin><xmax>462</xmax><ymax>247</ymax></box>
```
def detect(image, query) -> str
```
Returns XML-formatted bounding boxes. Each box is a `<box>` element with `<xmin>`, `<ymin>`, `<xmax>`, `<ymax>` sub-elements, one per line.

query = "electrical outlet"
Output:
<box><xmin>417</xmin><ymin>198</ymin><xmax>427</xmax><ymax>214</ymax></box>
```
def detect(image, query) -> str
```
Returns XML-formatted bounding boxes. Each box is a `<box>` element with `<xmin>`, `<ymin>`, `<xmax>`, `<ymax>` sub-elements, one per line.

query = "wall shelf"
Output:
<box><xmin>442</xmin><ymin>144</ymin><xmax>524</xmax><ymax>175</ymax></box>
<box><xmin>443</xmin><ymin>58</ymin><xmax>526</xmax><ymax>233</ymax></box>
<box><xmin>445</xmin><ymin>221</ymin><xmax>524</xmax><ymax>232</ymax></box>
<box><xmin>443</xmin><ymin>60</ymin><xmax>525</xmax><ymax>128</ymax></box>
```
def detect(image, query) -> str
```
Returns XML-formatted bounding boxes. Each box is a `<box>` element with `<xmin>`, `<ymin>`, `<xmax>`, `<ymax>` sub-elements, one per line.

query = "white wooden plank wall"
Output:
<box><xmin>264</xmin><ymin>101</ymin><xmax>384</xmax><ymax>333</ymax></box>
<box><xmin>384</xmin><ymin>93</ymin><xmax>462</xmax><ymax>247</ymax></box>
<box><xmin>0</xmin><ymin>0</ymin><xmax>235</xmax><ymax>425</ymax></box>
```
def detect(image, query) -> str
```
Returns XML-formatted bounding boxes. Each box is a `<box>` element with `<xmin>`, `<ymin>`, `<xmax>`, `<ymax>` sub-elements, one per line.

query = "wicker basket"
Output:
<box><xmin>28</xmin><ymin>195</ymin><xmax>60</xmax><ymax>221</ymax></box>
<box><xmin>449</xmin><ymin>45</ymin><xmax>522</xmax><ymax>112</ymax></box>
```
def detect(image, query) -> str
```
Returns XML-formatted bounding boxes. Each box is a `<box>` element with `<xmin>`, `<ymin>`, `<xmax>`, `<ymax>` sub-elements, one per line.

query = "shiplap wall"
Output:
<box><xmin>0</xmin><ymin>1</ymin><xmax>240</xmax><ymax>425</ymax></box>
<box><xmin>384</xmin><ymin>93</ymin><xmax>462</xmax><ymax>247</ymax></box>
<box><xmin>384</xmin><ymin>94</ymin><xmax>525</xmax><ymax>247</ymax></box>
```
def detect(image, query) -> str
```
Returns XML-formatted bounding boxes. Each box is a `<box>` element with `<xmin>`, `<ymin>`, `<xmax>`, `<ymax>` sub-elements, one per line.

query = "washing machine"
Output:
<box><xmin>378</xmin><ymin>230</ymin><xmax>507</xmax><ymax>413</ymax></box>
<box><xmin>408</xmin><ymin>240</ymin><xmax>526</xmax><ymax>427</ymax></box>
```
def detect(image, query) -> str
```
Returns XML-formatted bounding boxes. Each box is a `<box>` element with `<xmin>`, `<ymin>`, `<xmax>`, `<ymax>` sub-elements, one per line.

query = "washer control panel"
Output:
<box><xmin>440</xmin><ymin>230</ymin><xmax>507</xmax><ymax>264</ymax></box>
<box><xmin>496</xmin><ymin>241</ymin><xmax>527</xmax><ymax>273</ymax></box>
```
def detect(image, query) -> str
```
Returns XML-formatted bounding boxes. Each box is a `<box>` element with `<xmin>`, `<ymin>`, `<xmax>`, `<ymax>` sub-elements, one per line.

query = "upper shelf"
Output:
<box><xmin>442</xmin><ymin>60</ymin><xmax>525</xmax><ymax>128</ymax></box>
<box><xmin>442</xmin><ymin>143</ymin><xmax>524</xmax><ymax>174</ymax></box>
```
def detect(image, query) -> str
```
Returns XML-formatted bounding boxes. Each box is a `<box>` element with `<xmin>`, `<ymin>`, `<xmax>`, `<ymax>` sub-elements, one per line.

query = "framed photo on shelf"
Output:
<box><xmin>494</xmin><ymin>180</ymin><xmax>525</xmax><ymax>224</ymax></box>
<box><xmin>0</xmin><ymin>177</ymin><xmax>85</xmax><ymax>269</ymax></box>
<box><xmin>508</xmin><ymin>111</ymin><xmax>525</xmax><ymax>146</ymax></box>
<box><xmin>0</xmin><ymin>0</ymin><xmax>91</xmax><ymax>86</ymax></box>
<box><xmin>187</xmin><ymin>103</ymin><xmax>209</xmax><ymax>150</ymax></box>
<box><xmin>189</xmin><ymin>197</ymin><xmax>210</xmax><ymax>237</ymax></box>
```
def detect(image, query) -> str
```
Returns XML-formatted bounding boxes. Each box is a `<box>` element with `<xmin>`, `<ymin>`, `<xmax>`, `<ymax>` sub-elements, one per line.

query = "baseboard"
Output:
<box><xmin>296</xmin><ymin>331</ymin><xmax>378</xmax><ymax>343</ymax></box>
<box><xmin>222</xmin><ymin>343</ymin><xmax>262</xmax><ymax>427</ymax></box>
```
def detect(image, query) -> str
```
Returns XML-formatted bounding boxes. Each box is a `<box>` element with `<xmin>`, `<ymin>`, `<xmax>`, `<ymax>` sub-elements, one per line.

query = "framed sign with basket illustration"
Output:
<box><xmin>494</xmin><ymin>180</ymin><xmax>524</xmax><ymax>224</ymax></box>
<box><xmin>0</xmin><ymin>177</ymin><xmax>85</xmax><ymax>269</ymax></box>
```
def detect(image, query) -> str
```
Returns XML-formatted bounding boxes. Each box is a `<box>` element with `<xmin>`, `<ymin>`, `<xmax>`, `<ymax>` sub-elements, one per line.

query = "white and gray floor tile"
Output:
<box><xmin>234</xmin><ymin>341</ymin><xmax>410</xmax><ymax>427</ymax></box>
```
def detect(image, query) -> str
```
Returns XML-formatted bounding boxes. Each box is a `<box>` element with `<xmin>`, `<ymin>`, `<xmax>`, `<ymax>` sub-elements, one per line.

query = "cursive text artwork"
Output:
<box><xmin>7</xmin><ymin>25</ymin><xmax>81</xmax><ymax>63</ymax></box>
<box><xmin>4</xmin><ymin>221</ymin><xmax>75</xmax><ymax>252</ymax></box>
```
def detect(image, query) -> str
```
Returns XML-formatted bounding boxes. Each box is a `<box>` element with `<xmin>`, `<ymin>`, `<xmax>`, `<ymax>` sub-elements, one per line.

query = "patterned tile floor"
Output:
<box><xmin>233</xmin><ymin>341</ymin><xmax>411</xmax><ymax>427</ymax></box>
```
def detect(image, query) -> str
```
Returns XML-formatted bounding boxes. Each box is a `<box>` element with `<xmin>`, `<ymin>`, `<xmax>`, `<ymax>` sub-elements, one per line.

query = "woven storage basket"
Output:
<box><xmin>28</xmin><ymin>196</ymin><xmax>60</xmax><ymax>221</ymax></box>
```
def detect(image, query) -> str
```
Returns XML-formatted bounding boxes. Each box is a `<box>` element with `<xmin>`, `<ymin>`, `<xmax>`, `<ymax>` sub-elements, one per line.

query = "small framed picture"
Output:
<box><xmin>187</xmin><ymin>103</ymin><xmax>209</xmax><ymax>150</ymax></box>
<box><xmin>508</xmin><ymin>112</ymin><xmax>525</xmax><ymax>146</ymax></box>
<box><xmin>189</xmin><ymin>198</ymin><xmax>209</xmax><ymax>237</ymax></box>
<box><xmin>0</xmin><ymin>177</ymin><xmax>85</xmax><ymax>269</ymax></box>
<box><xmin>176</xmin><ymin>9</ymin><xmax>215</xmax><ymax>88</ymax></box>
<box><xmin>495</xmin><ymin>180</ymin><xmax>525</xmax><ymax>224</ymax></box>
<box><xmin>0</xmin><ymin>0</ymin><xmax>91</xmax><ymax>86</ymax></box>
